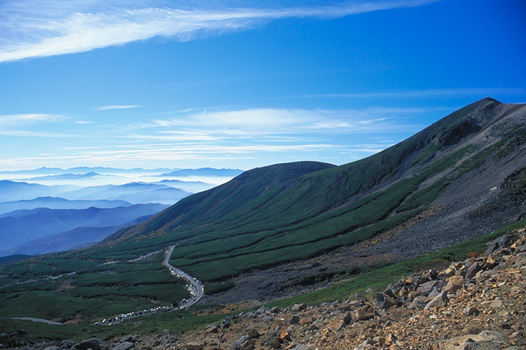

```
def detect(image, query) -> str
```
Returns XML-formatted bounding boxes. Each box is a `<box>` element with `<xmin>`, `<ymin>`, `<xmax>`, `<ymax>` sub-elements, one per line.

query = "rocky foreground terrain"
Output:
<box><xmin>12</xmin><ymin>227</ymin><xmax>526</xmax><ymax>350</ymax></box>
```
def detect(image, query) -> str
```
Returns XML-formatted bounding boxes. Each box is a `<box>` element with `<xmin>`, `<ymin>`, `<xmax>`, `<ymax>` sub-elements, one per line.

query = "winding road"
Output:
<box><xmin>6</xmin><ymin>245</ymin><xmax>204</xmax><ymax>326</ymax></box>
<box><xmin>96</xmin><ymin>245</ymin><xmax>205</xmax><ymax>325</ymax></box>
<box><xmin>162</xmin><ymin>245</ymin><xmax>205</xmax><ymax>309</ymax></box>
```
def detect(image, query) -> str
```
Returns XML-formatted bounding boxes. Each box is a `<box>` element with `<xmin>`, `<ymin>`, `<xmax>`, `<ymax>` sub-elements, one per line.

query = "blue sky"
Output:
<box><xmin>0</xmin><ymin>0</ymin><xmax>525</xmax><ymax>171</ymax></box>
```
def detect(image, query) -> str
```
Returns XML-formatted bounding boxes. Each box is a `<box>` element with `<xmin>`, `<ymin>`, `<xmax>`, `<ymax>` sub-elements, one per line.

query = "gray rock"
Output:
<box><xmin>291</xmin><ymin>303</ymin><xmax>307</xmax><ymax>312</ymax></box>
<box><xmin>486</xmin><ymin>234</ymin><xmax>514</xmax><ymax>254</ymax></box>
<box><xmin>441</xmin><ymin>330</ymin><xmax>513</xmax><ymax>349</ymax></box>
<box><xmin>221</xmin><ymin>319</ymin><xmax>231</xmax><ymax>330</ymax></box>
<box><xmin>75</xmin><ymin>338</ymin><xmax>105</xmax><ymax>350</ymax></box>
<box><xmin>463</xmin><ymin>305</ymin><xmax>480</xmax><ymax>316</ymax></box>
<box><xmin>353</xmin><ymin>306</ymin><xmax>375</xmax><ymax>321</ymax></box>
<box><xmin>342</xmin><ymin>312</ymin><xmax>353</xmax><ymax>325</ymax></box>
<box><xmin>263</xmin><ymin>315</ymin><xmax>274</xmax><ymax>323</ymax></box>
<box><xmin>111</xmin><ymin>342</ymin><xmax>134</xmax><ymax>350</ymax></box>
<box><xmin>60</xmin><ymin>339</ymin><xmax>75</xmax><ymax>348</ymax></box>
<box><xmin>290</xmin><ymin>345</ymin><xmax>315</xmax><ymax>350</ymax></box>
<box><xmin>119</xmin><ymin>335</ymin><xmax>141</xmax><ymax>344</ymax></box>
<box><xmin>416</xmin><ymin>280</ymin><xmax>438</xmax><ymax>296</ymax></box>
<box><xmin>376</xmin><ymin>292</ymin><xmax>398</xmax><ymax>309</ymax></box>
<box><xmin>247</xmin><ymin>327</ymin><xmax>260</xmax><ymax>339</ymax></box>
<box><xmin>466</xmin><ymin>262</ymin><xmax>481</xmax><ymax>279</ymax></box>
<box><xmin>44</xmin><ymin>346</ymin><xmax>60</xmax><ymax>350</ymax></box>
<box><xmin>382</xmin><ymin>289</ymin><xmax>396</xmax><ymax>299</ymax></box>
<box><xmin>513</xmin><ymin>252</ymin><xmax>526</xmax><ymax>268</ymax></box>
<box><xmin>264</xmin><ymin>332</ymin><xmax>281</xmax><ymax>349</ymax></box>
<box><xmin>231</xmin><ymin>335</ymin><xmax>254</xmax><ymax>350</ymax></box>
<box><xmin>424</xmin><ymin>291</ymin><xmax>449</xmax><ymax>310</ymax></box>
<box><xmin>289</xmin><ymin>315</ymin><xmax>300</xmax><ymax>325</ymax></box>
<box><xmin>489</xmin><ymin>299</ymin><xmax>503</xmax><ymax>308</ymax></box>
<box><xmin>408</xmin><ymin>295</ymin><xmax>434</xmax><ymax>309</ymax></box>
<box><xmin>206</xmin><ymin>325</ymin><xmax>220</xmax><ymax>334</ymax></box>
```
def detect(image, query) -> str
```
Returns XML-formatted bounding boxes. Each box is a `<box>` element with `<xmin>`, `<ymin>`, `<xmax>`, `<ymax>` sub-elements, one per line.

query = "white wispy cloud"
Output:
<box><xmin>0</xmin><ymin>113</ymin><xmax>64</xmax><ymax>126</ymax></box>
<box><xmin>135</xmin><ymin>107</ymin><xmax>423</xmax><ymax>138</ymax></box>
<box><xmin>0</xmin><ymin>130</ymin><xmax>75</xmax><ymax>138</ymax></box>
<box><xmin>0</xmin><ymin>0</ymin><xmax>437</xmax><ymax>62</ymax></box>
<box><xmin>297</xmin><ymin>87</ymin><xmax>526</xmax><ymax>99</ymax></box>
<box><xmin>0</xmin><ymin>105</ymin><xmax>430</xmax><ymax>170</ymax></box>
<box><xmin>96</xmin><ymin>105</ymin><xmax>142</xmax><ymax>111</ymax></box>
<box><xmin>104</xmin><ymin>106</ymin><xmax>424</xmax><ymax>166</ymax></box>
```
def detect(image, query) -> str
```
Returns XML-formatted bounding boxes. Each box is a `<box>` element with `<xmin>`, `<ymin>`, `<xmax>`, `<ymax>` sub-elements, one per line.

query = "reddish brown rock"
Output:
<box><xmin>444</xmin><ymin>275</ymin><xmax>465</xmax><ymax>293</ymax></box>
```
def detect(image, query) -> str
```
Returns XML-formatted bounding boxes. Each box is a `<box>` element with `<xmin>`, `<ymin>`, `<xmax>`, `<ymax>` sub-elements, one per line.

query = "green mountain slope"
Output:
<box><xmin>98</xmin><ymin>97</ymin><xmax>525</xmax><ymax>282</ymax></box>
<box><xmin>1</xmin><ymin>98</ymin><xmax>524</xmax><ymax>324</ymax></box>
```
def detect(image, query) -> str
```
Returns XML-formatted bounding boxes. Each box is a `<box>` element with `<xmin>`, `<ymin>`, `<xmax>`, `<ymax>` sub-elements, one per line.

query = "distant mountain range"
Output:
<box><xmin>28</xmin><ymin>172</ymin><xmax>103</xmax><ymax>180</ymax></box>
<box><xmin>0</xmin><ymin>180</ymin><xmax>191</xmax><ymax>205</ymax></box>
<box><xmin>0</xmin><ymin>213</ymin><xmax>156</xmax><ymax>257</ymax></box>
<box><xmin>0</xmin><ymin>166</ymin><xmax>243</xmax><ymax>176</ymax></box>
<box><xmin>0</xmin><ymin>167</ymin><xmax>244</xmax><ymax>257</ymax></box>
<box><xmin>0</xmin><ymin>166</ymin><xmax>174</xmax><ymax>175</ymax></box>
<box><xmin>0</xmin><ymin>197</ymin><xmax>131</xmax><ymax>215</ymax></box>
<box><xmin>160</xmin><ymin>168</ymin><xmax>244</xmax><ymax>177</ymax></box>
<box><xmin>0</xmin><ymin>180</ymin><xmax>72</xmax><ymax>202</ymax></box>
<box><xmin>60</xmin><ymin>182</ymin><xmax>191</xmax><ymax>205</ymax></box>
<box><xmin>158</xmin><ymin>179</ymin><xmax>216</xmax><ymax>193</ymax></box>
<box><xmin>0</xmin><ymin>204</ymin><xmax>168</xmax><ymax>255</ymax></box>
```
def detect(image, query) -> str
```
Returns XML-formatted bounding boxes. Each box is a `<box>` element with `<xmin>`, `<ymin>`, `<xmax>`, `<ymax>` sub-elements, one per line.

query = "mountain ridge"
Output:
<box><xmin>102</xmin><ymin>98</ymin><xmax>525</xmax><ymax>286</ymax></box>
<box><xmin>0</xmin><ymin>197</ymin><xmax>132</xmax><ymax>215</ymax></box>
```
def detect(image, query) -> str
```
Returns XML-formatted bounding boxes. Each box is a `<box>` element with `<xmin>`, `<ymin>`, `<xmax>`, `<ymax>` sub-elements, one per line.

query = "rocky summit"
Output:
<box><xmin>14</xmin><ymin>227</ymin><xmax>525</xmax><ymax>350</ymax></box>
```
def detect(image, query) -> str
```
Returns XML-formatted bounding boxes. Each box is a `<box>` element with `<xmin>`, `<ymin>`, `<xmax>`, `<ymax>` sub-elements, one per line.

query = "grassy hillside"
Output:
<box><xmin>0</xmin><ymin>98</ymin><xmax>524</xmax><ymax>325</ymax></box>
<box><xmin>1</xmin><ymin>218</ymin><xmax>524</xmax><ymax>344</ymax></box>
<box><xmin>90</xmin><ymin>98</ymin><xmax>525</xmax><ymax>283</ymax></box>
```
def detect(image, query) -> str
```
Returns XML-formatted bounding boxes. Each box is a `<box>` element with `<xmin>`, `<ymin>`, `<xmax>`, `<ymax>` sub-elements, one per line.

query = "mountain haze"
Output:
<box><xmin>0</xmin><ymin>214</ymin><xmax>157</xmax><ymax>256</ymax></box>
<box><xmin>0</xmin><ymin>204</ymin><xmax>168</xmax><ymax>253</ymax></box>
<box><xmin>0</xmin><ymin>197</ymin><xmax>131</xmax><ymax>215</ymax></box>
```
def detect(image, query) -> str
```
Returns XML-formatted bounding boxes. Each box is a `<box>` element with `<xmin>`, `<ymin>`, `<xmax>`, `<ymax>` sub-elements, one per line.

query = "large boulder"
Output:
<box><xmin>444</xmin><ymin>275</ymin><xmax>465</xmax><ymax>293</ymax></box>
<box><xmin>376</xmin><ymin>292</ymin><xmax>398</xmax><ymax>309</ymax></box>
<box><xmin>75</xmin><ymin>338</ymin><xmax>105</xmax><ymax>350</ymax></box>
<box><xmin>486</xmin><ymin>234</ymin><xmax>514</xmax><ymax>254</ymax></box>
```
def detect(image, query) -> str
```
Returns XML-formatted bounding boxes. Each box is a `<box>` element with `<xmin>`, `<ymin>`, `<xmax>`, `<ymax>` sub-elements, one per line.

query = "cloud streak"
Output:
<box><xmin>136</xmin><ymin>107</ymin><xmax>424</xmax><ymax>138</ymax></box>
<box><xmin>297</xmin><ymin>88</ymin><xmax>526</xmax><ymax>99</ymax></box>
<box><xmin>0</xmin><ymin>0</ymin><xmax>437</xmax><ymax>62</ymax></box>
<box><xmin>0</xmin><ymin>105</ymin><xmax>433</xmax><ymax>170</ymax></box>
<box><xmin>0</xmin><ymin>113</ymin><xmax>64</xmax><ymax>126</ymax></box>
<box><xmin>97</xmin><ymin>105</ymin><xmax>142</xmax><ymax>111</ymax></box>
